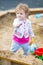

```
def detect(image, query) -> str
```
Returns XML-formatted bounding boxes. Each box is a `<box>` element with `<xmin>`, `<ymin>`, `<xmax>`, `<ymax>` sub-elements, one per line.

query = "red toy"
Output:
<box><xmin>34</xmin><ymin>48</ymin><xmax>43</xmax><ymax>56</ymax></box>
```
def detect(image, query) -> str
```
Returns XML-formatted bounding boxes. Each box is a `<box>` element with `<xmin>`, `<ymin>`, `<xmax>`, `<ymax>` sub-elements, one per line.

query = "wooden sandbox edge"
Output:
<box><xmin>0</xmin><ymin>8</ymin><xmax>43</xmax><ymax>17</ymax></box>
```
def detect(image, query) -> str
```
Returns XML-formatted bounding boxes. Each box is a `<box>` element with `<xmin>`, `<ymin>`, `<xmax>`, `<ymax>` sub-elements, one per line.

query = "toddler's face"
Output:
<box><xmin>16</xmin><ymin>9</ymin><xmax>26</xmax><ymax>20</ymax></box>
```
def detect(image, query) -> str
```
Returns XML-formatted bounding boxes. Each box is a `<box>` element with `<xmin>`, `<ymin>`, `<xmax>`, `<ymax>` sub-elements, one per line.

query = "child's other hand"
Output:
<box><xmin>17</xmin><ymin>23</ymin><xmax>22</xmax><ymax>28</ymax></box>
<box><xmin>29</xmin><ymin>38</ymin><xmax>35</xmax><ymax>45</ymax></box>
<box><xmin>18</xmin><ymin>23</ymin><xmax>22</xmax><ymax>27</ymax></box>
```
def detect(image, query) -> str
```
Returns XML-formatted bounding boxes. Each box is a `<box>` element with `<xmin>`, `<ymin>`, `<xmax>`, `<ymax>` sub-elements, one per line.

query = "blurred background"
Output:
<box><xmin>0</xmin><ymin>0</ymin><xmax>43</xmax><ymax>10</ymax></box>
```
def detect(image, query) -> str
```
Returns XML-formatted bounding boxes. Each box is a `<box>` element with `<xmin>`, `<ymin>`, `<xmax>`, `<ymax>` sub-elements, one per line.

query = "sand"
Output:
<box><xmin>0</xmin><ymin>13</ymin><xmax>43</xmax><ymax>65</ymax></box>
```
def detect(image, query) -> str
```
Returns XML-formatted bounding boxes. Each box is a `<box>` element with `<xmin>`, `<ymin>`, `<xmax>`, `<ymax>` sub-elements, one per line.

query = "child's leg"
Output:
<box><xmin>10</xmin><ymin>40</ymin><xmax>20</xmax><ymax>52</ymax></box>
<box><xmin>21</xmin><ymin>43</ymin><xmax>30</xmax><ymax>55</ymax></box>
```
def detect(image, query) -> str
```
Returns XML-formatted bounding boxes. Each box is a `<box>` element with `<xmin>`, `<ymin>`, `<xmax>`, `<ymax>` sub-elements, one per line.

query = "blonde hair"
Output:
<box><xmin>15</xmin><ymin>3</ymin><xmax>30</xmax><ymax>18</ymax></box>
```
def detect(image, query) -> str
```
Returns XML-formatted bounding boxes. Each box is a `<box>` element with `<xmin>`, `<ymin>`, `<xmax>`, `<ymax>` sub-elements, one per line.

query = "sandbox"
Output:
<box><xmin>0</xmin><ymin>9</ymin><xmax>43</xmax><ymax>65</ymax></box>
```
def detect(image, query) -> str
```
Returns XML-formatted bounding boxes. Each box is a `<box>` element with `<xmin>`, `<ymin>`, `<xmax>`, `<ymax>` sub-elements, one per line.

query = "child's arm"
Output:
<box><xmin>16</xmin><ymin>24</ymin><xmax>22</xmax><ymax>28</ymax></box>
<box><xmin>13</xmin><ymin>19</ymin><xmax>22</xmax><ymax>28</ymax></box>
<box><xmin>13</xmin><ymin>19</ymin><xmax>22</xmax><ymax>34</ymax></box>
<box><xmin>29</xmin><ymin>21</ymin><xmax>35</xmax><ymax>45</ymax></box>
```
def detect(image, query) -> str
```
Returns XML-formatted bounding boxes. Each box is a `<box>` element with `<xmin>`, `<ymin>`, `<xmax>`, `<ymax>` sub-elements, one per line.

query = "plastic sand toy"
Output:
<box><xmin>30</xmin><ymin>43</ymin><xmax>38</xmax><ymax>53</ymax></box>
<box><xmin>34</xmin><ymin>48</ymin><xmax>43</xmax><ymax>56</ymax></box>
<box><xmin>35</xmin><ymin>55</ymin><xmax>43</xmax><ymax>60</ymax></box>
<box><xmin>35</xmin><ymin>14</ymin><xmax>43</xmax><ymax>18</ymax></box>
<box><xmin>34</xmin><ymin>48</ymin><xmax>43</xmax><ymax>60</ymax></box>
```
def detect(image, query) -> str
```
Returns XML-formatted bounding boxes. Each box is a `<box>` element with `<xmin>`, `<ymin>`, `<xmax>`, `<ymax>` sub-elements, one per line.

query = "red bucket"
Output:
<box><xmin>34</xmin><ymin>48</ymin><xmax>43</xmax><ymax>56</ymax></box>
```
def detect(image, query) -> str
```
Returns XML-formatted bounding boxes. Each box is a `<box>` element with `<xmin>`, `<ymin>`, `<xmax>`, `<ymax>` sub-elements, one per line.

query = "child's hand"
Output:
<box><xmin>17</xmin><ymin>23</ymin><xmax>22</xmax><ymax>28</ymax></box>
<box><xmin>29</xmin><ymin>38</ymin><xmax>35</xmax><ymax>45</ymax></box>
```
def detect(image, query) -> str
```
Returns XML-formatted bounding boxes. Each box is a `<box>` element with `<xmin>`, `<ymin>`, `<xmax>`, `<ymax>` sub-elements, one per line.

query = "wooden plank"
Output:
<box><xmin>0</xmin><ymin>50</ymin><xmax>42</xmax><ymax>65</ymax></box>
<box><xmin>29</xmin><ymin>8</ymin><xmax>43</xmax><ymax>15</ymax></box>
<box><xmin>0</xmin><ymin>11</ymin><xmax>8</xmax><ymax>17</ymax></box>
<box><xmin>0</xmin><ymin>50</ymin><xmax>31</xmax><ymax>65</ymax></box>
<box><xmin>0</xmin><ymin>59</ymin><xmax>11</xmax><ymax>65</ymax></box>
<box><xmin>8</xmin><ymin>8</ymin><xmax>43</xmax><ymax>15</ymax></box>
<box><xmin>0</xmin><ymin>8</ymin><xmax>43</xmax><ymax>17</ymax></box>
